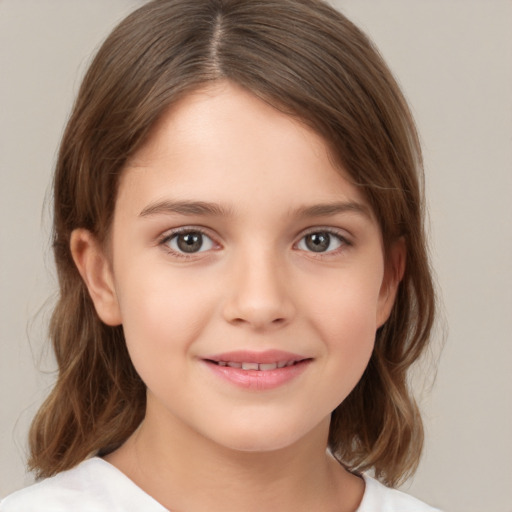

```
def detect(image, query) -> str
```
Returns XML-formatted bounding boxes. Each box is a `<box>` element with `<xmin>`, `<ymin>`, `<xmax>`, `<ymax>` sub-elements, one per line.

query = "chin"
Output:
<box><xmin>202</xmin><ymin>415</ymin><xmax>326</xmax><ymax>455</ymax></box>
<box><xmin>224</xmin><ymin>435</ymin><xmax>296</xmax><ymax>454</ymax></box>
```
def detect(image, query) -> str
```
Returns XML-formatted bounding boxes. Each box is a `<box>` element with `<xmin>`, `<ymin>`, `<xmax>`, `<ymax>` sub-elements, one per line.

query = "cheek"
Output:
<box><xmin>113</xmin><ymin>262</ymin><xmax>218</xmax><ymax>374</ymax></box>
<box><xmin>306</xmin><ymin>271</ymin><xmax>383</xmax><ymax>371</ymax></box>
<box><xmin>310</xmin><ymin>270</ymin><xmax>383</xmax><ymax>332</ymax></box>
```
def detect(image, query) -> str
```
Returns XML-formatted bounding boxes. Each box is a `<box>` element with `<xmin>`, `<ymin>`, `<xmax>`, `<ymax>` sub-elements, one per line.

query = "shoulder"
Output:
<box><xmin>0</xmin><ymin>457</ymin><xmax>168</xmax><ymax>512</ymax></box>
<box><xmin>358</xmin><ymin>474</ymin><xmax>443</xmax><ymax>512</ymax></box>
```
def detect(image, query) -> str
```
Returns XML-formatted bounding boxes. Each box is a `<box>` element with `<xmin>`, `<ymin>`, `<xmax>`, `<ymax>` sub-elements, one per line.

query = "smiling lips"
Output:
<box><xmin>204</xmin><ymin>350</ymin><xmax>311</xmax><ymax>390</ymax></box>
<box><xmin>214</xmin><ymin>360</ymin><xmax>300</xmax><ymax>371</ymax></box>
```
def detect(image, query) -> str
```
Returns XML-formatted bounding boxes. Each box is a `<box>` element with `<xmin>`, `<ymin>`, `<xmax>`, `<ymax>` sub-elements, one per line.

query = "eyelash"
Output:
<box><xmin>294</xmin><ymin>228</ymin><xmax>351</xmax><ymax>257</ymax></box>
<box><xmin>158</xmin><ymin>227</ymin><xmax>218</xmax><ymax>260</ymax></box>
<box><xmin>158</xmin><ymin>226</ymin><xmax>351</xmax><ymax>259</ymax></box>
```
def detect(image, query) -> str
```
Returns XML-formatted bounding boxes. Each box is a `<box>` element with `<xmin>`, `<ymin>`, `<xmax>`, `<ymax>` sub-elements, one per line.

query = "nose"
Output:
<box><xmin>222</xmin><ymin>249</ymin><xmax>296</xmax><ymax>331</ymax></box>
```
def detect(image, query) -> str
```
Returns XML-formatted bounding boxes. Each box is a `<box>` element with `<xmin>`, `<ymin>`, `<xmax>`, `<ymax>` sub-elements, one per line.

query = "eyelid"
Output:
<box><xmin>156</xmin><ymin>225</ymin><xmax>352</xmax><ymax>259</ymax></box>
<box><xmin>294</xmin><ymin>227</ymin><xmax>352</xmax><ymax>254</ymax></box>
<box><xmin>158</xmin><ymin>226</ymin><xmax>221</xmax><ymax>258</ymax></box>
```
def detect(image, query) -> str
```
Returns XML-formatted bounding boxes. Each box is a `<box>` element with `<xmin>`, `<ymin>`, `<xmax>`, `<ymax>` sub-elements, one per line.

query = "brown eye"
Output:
<box><xmin>298</xmin><ymin>231</ymin><xmax>344</xmax><ymax>253</ymax></box>
<box><xmin>177</xmin><ymin>232</ymin><xmax>202</xmax><ymax>253</ymax></box>
<box><xmin>167</xmin><ymin>231</ymin><xmax>214</xmax><ymax>254</ymax></box>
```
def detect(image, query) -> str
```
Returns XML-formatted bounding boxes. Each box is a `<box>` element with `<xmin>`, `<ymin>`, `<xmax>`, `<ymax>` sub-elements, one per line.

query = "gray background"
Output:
<box><xmin>1</xmin><ymin>1</ymin><xmax>511</xmax><ymax>511</ymax></box>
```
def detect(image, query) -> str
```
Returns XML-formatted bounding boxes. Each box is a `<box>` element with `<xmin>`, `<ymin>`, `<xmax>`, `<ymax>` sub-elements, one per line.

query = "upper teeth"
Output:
<box><xmin>216</xmin><ymin>361</ymin><xmax>297</xmax><ymax>370</ymax></box>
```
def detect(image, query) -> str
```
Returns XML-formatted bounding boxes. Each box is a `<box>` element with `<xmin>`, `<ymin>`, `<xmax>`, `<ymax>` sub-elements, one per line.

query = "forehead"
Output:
<box><xmin>119</xmin><ymin>81</ymin><xmax>371</xmax><ymax>217</ymax></box>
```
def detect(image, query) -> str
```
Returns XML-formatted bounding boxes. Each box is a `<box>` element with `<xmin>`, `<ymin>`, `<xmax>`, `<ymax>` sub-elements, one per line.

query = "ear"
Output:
<box><xmin>376</xmin><ymin>238</ymin><xmax>406</xmax><ymax>328</ymax></box>
<box><xmin>70</xmin><ymin>229</ymin><xmax>122</xmax><ymax>326</ymax></box>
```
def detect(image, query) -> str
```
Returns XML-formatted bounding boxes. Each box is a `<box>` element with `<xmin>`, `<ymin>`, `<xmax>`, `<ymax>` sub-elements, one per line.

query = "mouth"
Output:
<box><xmin>206</xmin><ymin>360</ymin><xmax>306</xmax><ymax>371</ymax></box>
<box><xmin>202</xmin><ymin>350</ymin><xmax>312</xmax><ymax>390</ymax></box>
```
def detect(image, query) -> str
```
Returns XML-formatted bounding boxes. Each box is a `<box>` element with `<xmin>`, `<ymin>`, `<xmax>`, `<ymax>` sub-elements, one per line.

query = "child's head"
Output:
<box><xmin>31</xmin><ymin>0</ymin><xmax>435</xmax><ymax>486</ymax></box>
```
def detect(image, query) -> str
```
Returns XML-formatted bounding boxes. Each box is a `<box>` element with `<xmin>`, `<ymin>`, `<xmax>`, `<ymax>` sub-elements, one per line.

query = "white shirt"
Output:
<box><xmin>0</xmin><ymin>457</ymin><xmax>441</xmax><ymax>511</ymax></box>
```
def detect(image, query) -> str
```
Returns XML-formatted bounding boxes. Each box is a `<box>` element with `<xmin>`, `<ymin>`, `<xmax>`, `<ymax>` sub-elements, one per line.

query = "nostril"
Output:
<box><xmin>222</xmin><ymin>293</ymin><xmax>295</xmax><ymax>328</ymax></box>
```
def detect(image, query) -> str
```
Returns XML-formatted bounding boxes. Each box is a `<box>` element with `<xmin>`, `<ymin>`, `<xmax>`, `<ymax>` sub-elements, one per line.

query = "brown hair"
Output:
<box><xmin>29</xmin><ymin>0</ymin><xmax>435</xmax><ymax>486</ymax></box>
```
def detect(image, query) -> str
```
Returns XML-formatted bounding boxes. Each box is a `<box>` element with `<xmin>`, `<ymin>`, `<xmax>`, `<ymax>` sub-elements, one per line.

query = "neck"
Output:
<box><xmin>105</xmin><ymin>406</ymin><xmax>364</xmax><ymax>512</ymax></box>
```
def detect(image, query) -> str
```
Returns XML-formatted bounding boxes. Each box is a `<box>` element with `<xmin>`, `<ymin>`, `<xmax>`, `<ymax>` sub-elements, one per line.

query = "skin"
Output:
<box><xmin>71</xmin><ymin>81</ymin><xmax>404</xmax><ymax>512</ymax></box>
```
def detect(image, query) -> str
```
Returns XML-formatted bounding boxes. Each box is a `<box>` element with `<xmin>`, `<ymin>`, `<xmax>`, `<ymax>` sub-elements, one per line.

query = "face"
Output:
<box><xmin>75</xmin><ymin>82</ymin><xmax>403</xmax><ymax>454</ymax></box>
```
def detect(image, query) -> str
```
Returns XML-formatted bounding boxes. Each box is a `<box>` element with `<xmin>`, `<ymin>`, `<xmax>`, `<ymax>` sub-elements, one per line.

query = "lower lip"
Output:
<box><xmin>204</xmin><ymin>360</ymin><xmax>311</xmax><ymax>390</ymax></box>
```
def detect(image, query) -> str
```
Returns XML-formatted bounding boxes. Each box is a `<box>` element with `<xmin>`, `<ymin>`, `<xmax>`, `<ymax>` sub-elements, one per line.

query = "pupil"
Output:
<box><xmin>177</xmin><ymin>232</ymin><xmax>203</xmax><ymax>253</ymax></box>
<box><xmin>306</xmin><ymin>232</ymin><xmax>330</xmax><ymax>252</ymax></box>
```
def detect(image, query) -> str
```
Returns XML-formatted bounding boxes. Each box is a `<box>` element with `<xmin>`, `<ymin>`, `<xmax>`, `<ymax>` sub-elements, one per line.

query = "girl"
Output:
<box><xmin>1</xmin><ymin>0</ymin><xmax>440</xmax><ymax>510</ymax></box>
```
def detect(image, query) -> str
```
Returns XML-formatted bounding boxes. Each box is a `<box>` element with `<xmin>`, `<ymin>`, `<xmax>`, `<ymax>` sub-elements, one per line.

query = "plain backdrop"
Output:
<box><xmin>1</xmin><ymin>1</ymin><xmax>511</xmax><ymax>511</ymax></box>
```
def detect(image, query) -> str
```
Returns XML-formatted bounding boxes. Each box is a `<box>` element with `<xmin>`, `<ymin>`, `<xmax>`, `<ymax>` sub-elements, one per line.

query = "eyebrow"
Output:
<box><xmin>293</xmin><ymin>201</ymin><xmax>372</xmax><ymax>220</ymax></box>
<box><xmin>139</xmin><ymin>200</ymin><xmax>232</xmax><ymax>218</ymax></box>
<box><xmin>139</xmin><ymin>199</ymin><xmax>371</xmax><ymax>220</ymax></box>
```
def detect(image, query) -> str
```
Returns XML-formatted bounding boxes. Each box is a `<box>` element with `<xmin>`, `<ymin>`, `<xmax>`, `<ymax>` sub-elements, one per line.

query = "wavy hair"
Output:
<box><xmin>29</xmin><ymin>0</ymin><xmax>435</xmax><ymax>486</ymax></box>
